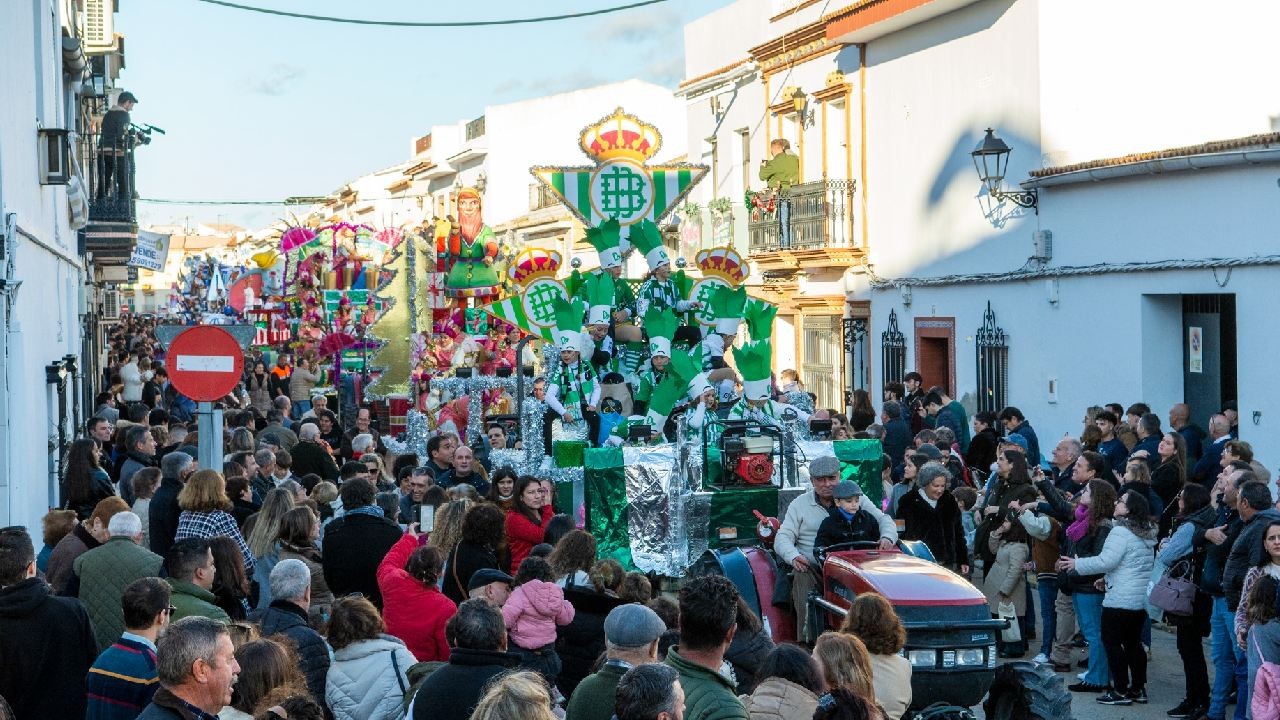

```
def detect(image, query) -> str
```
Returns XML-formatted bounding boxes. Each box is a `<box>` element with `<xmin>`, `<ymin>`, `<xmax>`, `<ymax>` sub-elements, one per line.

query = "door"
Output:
<box><xmin>802</xmin><ymin>315</ymin><xmax>839</xmax><ymax>410</ymax></box>
<box><xmin>914</xmin><ymin>317</ymin><xmax>956</xmax><ymax>395</ymax></box>
<box><xmin>1183</xmin><ymin>294</ymin><xmax>1237</xmax><ymax>423</ymax></box>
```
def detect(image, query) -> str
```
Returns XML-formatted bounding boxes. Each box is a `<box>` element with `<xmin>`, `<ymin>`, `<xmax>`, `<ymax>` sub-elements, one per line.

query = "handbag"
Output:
<box><xmin>997</xmin><ymin>601</ymin><xmax>1021</xmax><ymax>643</ymax></box>
<box><xmin>1149</xmin><ymin>559</ymin><xmax>1197</xmax><ymax>616</ymax></box>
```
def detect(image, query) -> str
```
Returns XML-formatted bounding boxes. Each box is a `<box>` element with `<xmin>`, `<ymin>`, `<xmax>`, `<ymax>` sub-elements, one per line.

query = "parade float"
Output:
<box><xmin>322</xmin><ymin>107</ymin><xmax>874</xmax><ymax>586</ymax></box>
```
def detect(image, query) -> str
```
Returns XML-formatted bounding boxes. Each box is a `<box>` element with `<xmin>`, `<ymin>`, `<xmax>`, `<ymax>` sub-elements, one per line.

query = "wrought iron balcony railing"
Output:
<box><xmin>83</xmin><ymin>131</ymin><xmax>138</xmax><ymax>224</ymax></box>
<box><xmin>747</xmin><ymin>178</ymin><xmax>857</xmax><ymax>254</ymax></box>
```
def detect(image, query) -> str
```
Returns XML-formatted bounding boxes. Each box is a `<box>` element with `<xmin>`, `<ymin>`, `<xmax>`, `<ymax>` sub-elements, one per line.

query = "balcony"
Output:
<box><xmin>747</xmin><ymin>178</ymin><xmax>859</xmax><ymax>270</ymax></box>
<box><xmin>81</xmin><ymin>128</ymin><xmax>141</xmax><ymax>264</ymax></box>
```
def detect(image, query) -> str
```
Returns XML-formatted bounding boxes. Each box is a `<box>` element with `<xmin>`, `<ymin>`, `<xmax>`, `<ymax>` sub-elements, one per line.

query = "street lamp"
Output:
<box><xmin>789</xmin><ymin>87</ymin><xmax>814</xmax><ymax>128</ymax></box>
<box><xmin>970</xmin><ymin>128</ymin><xmax>1038</xmax><ymax>211</ymax></box>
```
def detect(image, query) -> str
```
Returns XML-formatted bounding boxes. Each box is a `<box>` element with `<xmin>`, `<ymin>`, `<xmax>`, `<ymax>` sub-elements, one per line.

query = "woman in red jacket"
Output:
<box><xmin>376</xmin><ymin>523</ymin><xmax>457</xmax><ymax>661</ymax></box>
<box><xmin>506</xmin><ymin>476</ymin><xmax>554</xmax><ymax>573</ymax></box>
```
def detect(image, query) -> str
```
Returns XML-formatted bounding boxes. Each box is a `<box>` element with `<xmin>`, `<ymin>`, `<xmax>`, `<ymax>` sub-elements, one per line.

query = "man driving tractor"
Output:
<box><xmin>775</xmin><ymin>455</ymin><xmax>897</xmax><ymax>639</ymax></box>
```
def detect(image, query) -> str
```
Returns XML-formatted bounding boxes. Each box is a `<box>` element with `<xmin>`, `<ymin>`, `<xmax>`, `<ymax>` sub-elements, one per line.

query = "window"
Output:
<box><xmin>738</xmin><ymin>128</ymin><xmax>751</xmax><ymax>196</ymax></box>
<box><xmin>974</xmin><ymin>302</ymin><xmax>1008</xmax><ymax>414</ymax></box>
<box><xmin>880</xmin><ymin>308</ymin><xmax>906</xmax><ymax>386</ymax></box>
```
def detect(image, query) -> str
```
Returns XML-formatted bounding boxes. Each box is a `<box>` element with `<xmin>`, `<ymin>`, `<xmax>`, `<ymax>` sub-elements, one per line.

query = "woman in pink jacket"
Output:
<box><xmin>501</xmin><ymin>555</ymin><xmax>575</xmax><ymax>688</ymax></box>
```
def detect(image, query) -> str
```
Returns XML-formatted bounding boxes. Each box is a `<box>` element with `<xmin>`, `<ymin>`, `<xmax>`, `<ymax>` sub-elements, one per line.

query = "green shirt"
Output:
<box><xmin>565</xmin><ymin>662</ymin><xmax>627</xmax><ymax>720</ymax></box>
<box><xmin>167</xmin><ymin>578</ymin><xmax>231</xmax><ymax>624</ymax></box>
<box><xmin>665</xmin><ymin>648</ymin><xmax>750</xmax><ymax>720</ymax></box>
<box><xmin>759</xmin><ymin>152</ymin><xmax>799</xmax><ymax>190</ymax></box>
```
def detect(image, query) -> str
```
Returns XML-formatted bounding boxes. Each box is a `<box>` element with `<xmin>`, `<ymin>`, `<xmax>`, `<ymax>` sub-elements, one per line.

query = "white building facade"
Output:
<box><xmin>1</xmin><ymin>0</ymin><xmax>130</xmax><ymax>526</ymax></box>
<box><xmin>313</xmin><ymin>79</ymin><xmax>688</xmax><ymax>279</ymax></box>
<box><xmin>682</xmin><ymin>0</ymin><xmax>1280</xmax><ymax>465</ymax></box>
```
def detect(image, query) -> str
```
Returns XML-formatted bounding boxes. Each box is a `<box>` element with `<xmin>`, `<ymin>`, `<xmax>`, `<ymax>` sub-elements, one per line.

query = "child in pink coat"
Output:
<box><xmin>502</xmin><ymin>555</ymin><xmax>575</xmax><ymax>687</ymax></box>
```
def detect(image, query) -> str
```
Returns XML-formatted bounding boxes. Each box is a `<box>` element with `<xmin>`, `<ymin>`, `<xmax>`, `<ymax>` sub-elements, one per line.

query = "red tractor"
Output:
<box><xmin>695</xmin><ymin>539</ymin><xmax>1071</xmax><ymax>720</ymax></box>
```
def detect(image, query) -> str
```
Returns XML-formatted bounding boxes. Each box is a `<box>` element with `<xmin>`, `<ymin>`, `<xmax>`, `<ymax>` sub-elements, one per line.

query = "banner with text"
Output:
<box><xmin>128</xmin><ymin>230</ymin><xmax>172</xmax><ymax>271</ymax></box>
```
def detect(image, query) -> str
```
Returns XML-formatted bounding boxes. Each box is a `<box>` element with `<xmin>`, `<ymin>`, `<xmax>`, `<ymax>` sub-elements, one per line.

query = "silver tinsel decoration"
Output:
<box><xmin>385</xmin><ymin>408</ymin><xmax>430</xmax><ymax>458</ymax></box>
<box><xmin>430</xmin><ymin>375</ymin><xmax>519</xmax><ymax>445</ymax></box>
<box><xmin>625</xmin><ymin>444</ymin><xmax>682</xmax><ymax>575</ymax></box>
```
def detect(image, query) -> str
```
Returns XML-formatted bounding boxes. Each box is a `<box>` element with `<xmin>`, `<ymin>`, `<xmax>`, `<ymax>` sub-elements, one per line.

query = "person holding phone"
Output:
<box><xmin>376</xmin><ymin>523</ymin><xmax>456</xmax><ymax>662</ymax></box>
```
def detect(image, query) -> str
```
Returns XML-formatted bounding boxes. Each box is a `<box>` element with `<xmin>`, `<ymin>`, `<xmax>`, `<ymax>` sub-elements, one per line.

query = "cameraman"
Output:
<box><xmin>98</xmin><ymin>91</ymin><xmax>138</xmax><ymax>200</ymax></box>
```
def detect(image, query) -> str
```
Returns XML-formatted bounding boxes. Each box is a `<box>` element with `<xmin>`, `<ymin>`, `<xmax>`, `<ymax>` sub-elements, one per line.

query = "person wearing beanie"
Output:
<box><xmin>565</xmin><ymin>603</ymin><xmax>669</xmax><ymax>720</ymax></box>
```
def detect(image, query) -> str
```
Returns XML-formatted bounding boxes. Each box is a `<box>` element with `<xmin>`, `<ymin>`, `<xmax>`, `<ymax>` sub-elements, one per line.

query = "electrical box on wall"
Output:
<box><xmin>1047</xmin><ymin>376</ymin><xmax>1058</xmax><ymax>403</ymax></box>
<box><xmin>1033</xmin><ymin>230</ymin><xmax>1053</xmax><ymax>261</ymax></box>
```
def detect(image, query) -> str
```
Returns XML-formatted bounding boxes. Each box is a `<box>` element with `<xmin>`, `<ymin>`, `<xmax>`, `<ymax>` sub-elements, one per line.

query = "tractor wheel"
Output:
<box><xmin>982</xmin><ymin>661</ymin><xmax>1072</xmax><ymax>720</ymax></box>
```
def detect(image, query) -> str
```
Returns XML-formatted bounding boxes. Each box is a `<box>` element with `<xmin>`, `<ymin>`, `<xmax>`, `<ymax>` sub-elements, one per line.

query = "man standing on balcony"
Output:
<box><xmin>98</xmin><ymin>91</ymin><xmax>137</xmax><ymax>200</ymax></box>
<box><xmin>759</xmin><ymin>139</ymin><xmax>799</xmax><ymax>248</ymax></box>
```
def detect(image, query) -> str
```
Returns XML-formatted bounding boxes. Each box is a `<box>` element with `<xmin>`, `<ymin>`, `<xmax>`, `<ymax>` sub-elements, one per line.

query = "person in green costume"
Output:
<box><xmin>434</xmin><ymin>187</ymin><xmax>500</xmax><ymax>297</ymax></box>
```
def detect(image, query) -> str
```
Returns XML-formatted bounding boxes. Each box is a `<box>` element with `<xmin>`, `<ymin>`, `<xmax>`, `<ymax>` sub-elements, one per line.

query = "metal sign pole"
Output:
<box><xmin>197</xmin><ymin>401</ymin><xmax>224</xmax><ymax>471</ymax></box>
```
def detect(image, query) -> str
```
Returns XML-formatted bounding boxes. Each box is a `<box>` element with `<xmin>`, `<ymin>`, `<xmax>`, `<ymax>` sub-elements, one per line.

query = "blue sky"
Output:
<box><xmin>120</xmin><ymin>0</ymin><xmax>732</xmax><ymax>230</ymax></box>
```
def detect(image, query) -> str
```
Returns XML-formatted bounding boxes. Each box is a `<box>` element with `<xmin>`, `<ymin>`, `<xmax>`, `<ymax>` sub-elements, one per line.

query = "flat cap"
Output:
<box><xmin>604</xmin><ymin>603</ymin><xmax>667</xmax><ymax>648</ymax></box>
<box><xmin>810</xmin><ymin>455</ymin><xmax>841</xmax><ymax>478</ymax></box>
<box><xmin>467</xmin><ymin>568</ymin><xmax>513</xmax><ymax>592</ymax></box>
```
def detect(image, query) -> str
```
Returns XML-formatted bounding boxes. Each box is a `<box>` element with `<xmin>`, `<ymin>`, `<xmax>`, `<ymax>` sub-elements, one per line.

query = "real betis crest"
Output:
<box><xmin>689</xmin><ymin>246</ymin><xmax>749</xmax><ymax>329</ymax></box>
<box><xmin>532</xmin><ymin>107</ymin><xmax>709</xmax><ymax>228</ymax></box>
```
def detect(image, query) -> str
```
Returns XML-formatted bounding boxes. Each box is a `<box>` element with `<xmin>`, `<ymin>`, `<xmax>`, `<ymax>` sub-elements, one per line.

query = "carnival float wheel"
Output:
<box><xmin>981</xmin><ymin>661</ymin><xmax>1072</xmax><ymax>720</ymax></box>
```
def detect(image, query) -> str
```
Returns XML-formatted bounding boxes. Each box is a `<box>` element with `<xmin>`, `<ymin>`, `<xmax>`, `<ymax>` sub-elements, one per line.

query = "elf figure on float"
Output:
<box><xmin>542</xmin><ymin>296</ymin><xmax>601</xmax><ymax>467</ymax></box>
<box><xmin>631</xmin><ymin>219</ymin><xmax>703</xmax><ymax>344</ymax></box>
<box><xmin>435</xmin><ymin>187</ymin><xmax>500</xmax><ymax>301</ymax></box>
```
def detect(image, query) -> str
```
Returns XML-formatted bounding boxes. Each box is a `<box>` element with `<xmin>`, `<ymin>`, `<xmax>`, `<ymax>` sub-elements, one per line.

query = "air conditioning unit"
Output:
<box><xmin>38</xmin><ymin>129</ymin><xmax>72</xmax><ymax>185</ymax></box>
<box><xmin>102</xmin><ymin>289</ymin><xmax>120</xmax><ymax>319</ymax></box>
<box><xmin>83</xmin><ymin>0</ymin><xmax>115</xmax><ymax>52</ymax></box>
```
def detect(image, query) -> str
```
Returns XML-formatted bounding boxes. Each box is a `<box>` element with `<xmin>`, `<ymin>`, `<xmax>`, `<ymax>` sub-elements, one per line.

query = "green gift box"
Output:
<box><xmin>584</xmin><ymin>447</ymin><xmax>633</xmax><ymax>569</ymax></box>
<box><xmin>834</xmin><ymin>438</ymin><xmax>885</xmax><ymax>506</ymax></box>
<box><xmin>553</xmin><ymin>440</ymin><xmax>587</xmax><ymax>469</ymax></box>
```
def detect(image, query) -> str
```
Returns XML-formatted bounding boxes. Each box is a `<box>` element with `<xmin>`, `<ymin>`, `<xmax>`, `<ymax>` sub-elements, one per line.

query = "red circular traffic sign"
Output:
<box><xmin>166</xmin><ymin>326</ymin><xmax>244</xmax><ymax>402</ymax></box>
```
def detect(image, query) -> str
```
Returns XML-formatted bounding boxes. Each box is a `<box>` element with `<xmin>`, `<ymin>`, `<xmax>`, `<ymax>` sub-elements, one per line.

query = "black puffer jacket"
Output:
<box><xmin>255</xmin><ymin>600</ymin><xmax>330</xmax><ymax>702</ymax></box>
<box><xmin>725</xmin><ymin>626</ymin><xmax>775</xmax><ymax>694</ymax></box>
<box><xmin>0</xmin><ymin>578</ymin><xmax>98</xmax><ymax>719</ymax></box>
<box><xmin>556</xmin><ymin>586</ymin><xmax>626</xmax><ymax>696</ymax></box>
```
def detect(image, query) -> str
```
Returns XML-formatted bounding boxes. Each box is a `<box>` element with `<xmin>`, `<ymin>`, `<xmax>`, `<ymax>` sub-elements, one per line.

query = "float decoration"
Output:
<box><xmin>532</xmin><ymin>107</ymin><xmax>708</xmax><ymax>230</ymax></box>
<box><xmin>365</xmin><ymin>235</ymin><xmax>413</xmax><ymax>399</ymax></box>
<box><xmin>477</xmin><ymin>247</ymin><xmax>567</xmax><ymax>342</ymax></box>
<box><xmin>689</xmin><ymin>246</ymin><xmax>749</xmax><ymax>330</ymax></box>
<box><xmin>434</xmin><ymin>186</ymin><xmax>500</xmax><ymax>299</ymax></box>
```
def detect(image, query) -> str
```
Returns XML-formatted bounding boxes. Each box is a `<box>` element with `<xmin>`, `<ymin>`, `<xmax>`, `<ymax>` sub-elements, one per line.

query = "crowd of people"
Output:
<box><xmin>6</xmin><ymin>316</ymin><xmax>1280</xmax><ymax>720</ymax></box>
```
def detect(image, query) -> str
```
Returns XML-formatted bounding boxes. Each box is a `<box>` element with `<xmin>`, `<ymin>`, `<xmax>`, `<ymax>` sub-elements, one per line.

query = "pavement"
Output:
<box><xmin>972</xmin><ymin>620</ymin><xmax>1205</xmax><ymax>720</ymax></box>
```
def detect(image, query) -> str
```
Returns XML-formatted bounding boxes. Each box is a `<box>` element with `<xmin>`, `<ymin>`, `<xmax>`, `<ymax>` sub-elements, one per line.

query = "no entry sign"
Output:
<box><xmin>166</xmin><ymin>326</ymin><xmax>244</xmax><ymax>401</ymax></box>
